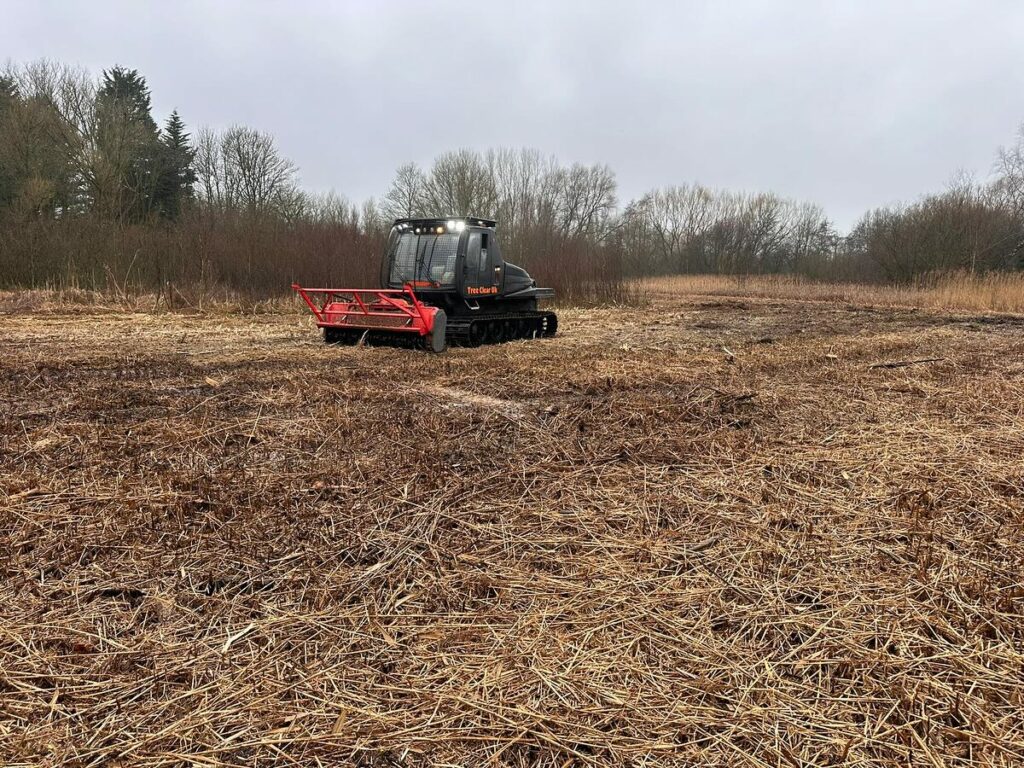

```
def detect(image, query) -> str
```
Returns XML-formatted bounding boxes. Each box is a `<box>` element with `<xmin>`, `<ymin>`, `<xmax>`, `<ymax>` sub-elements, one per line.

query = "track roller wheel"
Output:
<box><xmin>485</xmin><ymin>320</ymin><xmax>502</xmax><ymax>344</ymax></box>
<box><xmin>467</xmin><ymin>321</ymin><xmax>485</xmax><ymax>347</ymax></box>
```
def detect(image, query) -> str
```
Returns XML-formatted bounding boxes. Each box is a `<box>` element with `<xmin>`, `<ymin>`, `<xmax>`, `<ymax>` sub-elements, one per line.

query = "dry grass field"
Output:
<box><xmin>2</xmin><ymin>285</ymin><xmax>1024</xmax><ymax>766</ymax></box>
<box><xmin>642</xmin><ymin>272</ymin><xmax>1024</xmax><ymax>314</ymax></box>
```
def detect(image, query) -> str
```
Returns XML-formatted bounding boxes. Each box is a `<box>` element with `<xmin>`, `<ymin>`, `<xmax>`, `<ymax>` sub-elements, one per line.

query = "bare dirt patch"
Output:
<box><xmin>1</xmin><ymin>294</ymin><xmax>1023</xmax><ymax>765</ymax></box>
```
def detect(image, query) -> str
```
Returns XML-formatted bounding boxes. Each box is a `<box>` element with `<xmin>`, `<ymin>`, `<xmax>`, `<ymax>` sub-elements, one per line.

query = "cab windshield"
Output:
<box><xmin>389</xmin><ymin>232</ymin><xmax>460</xmax><ymax>287</ymax></box>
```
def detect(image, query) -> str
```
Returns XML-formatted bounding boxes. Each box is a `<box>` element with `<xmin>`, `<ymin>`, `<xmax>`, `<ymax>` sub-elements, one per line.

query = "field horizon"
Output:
<box><xmin>5</xmin><ymin>269</ymin><xmax>1024</xmax><ymax>317</ymax></box>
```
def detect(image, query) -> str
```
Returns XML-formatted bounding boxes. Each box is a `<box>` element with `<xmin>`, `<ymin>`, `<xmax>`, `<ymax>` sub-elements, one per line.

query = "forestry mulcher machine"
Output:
<box><xmin>293</xmin><ymin>217</ymin><xmax>557</xmax><ymax>352</ymax></box>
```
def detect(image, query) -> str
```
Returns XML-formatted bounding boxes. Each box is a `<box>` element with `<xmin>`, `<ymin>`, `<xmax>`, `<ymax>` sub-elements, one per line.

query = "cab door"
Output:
<box><xmin>462</xmin><ymin>230</ymin><xmax>501</xmax><ymax>297</ymax></box>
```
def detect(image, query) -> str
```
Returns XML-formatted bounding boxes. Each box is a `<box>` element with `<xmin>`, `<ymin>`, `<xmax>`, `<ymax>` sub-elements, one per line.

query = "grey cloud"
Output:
<box><xmin>3</xmin><ymin>0</ymin><xmax>1023</xmax><ymax>229</ymax></box>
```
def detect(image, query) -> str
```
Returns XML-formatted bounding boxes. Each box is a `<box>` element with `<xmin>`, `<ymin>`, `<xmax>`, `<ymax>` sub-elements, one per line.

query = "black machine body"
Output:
<box><xmin>380</xmin><ymin>217</ymin><xmax>555</xmax><ymax>318</ymax></box>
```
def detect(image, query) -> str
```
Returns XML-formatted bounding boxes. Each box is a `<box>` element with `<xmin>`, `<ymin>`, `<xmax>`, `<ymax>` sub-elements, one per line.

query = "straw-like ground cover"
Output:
<box><xmin>642</xmin><ymin>272</ymin><xmax>1024</xmax><ymax>314</ymax></box>
<box><xmin>1</xmin><ymin>292</ymin><xmax>1023</xmax><ymax>766</ymax></box>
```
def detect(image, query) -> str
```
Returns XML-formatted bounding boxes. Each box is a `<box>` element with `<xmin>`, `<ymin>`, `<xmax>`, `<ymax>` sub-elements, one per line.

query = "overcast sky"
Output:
<box><xmin>3</xmin><ymin>0</ymin><xmax>1024</xmax><ymax>230</ymax></box>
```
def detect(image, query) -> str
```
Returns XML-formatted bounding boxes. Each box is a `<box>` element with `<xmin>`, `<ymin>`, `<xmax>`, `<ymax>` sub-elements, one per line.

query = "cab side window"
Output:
<box><xmin>480</xmin><ymin>233</ymin><xmax>490</xmax><ymax>274</ymax></box>
<box><xmin>465</xmin><ymin>231</ymin><xmax>495</xmax><ymax>288</ymax></box>
<box><xmin>466</xmin><ymin>232</ymin><xmax>481</xmax><ymax>284</ymax></box>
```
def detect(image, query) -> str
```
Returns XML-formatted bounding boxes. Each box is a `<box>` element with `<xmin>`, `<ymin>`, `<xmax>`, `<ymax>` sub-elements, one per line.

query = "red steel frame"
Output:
<box><xmin>292</xmin><ymin>283</ymin><xmax>437</xmax><ymax>336</ymax></box>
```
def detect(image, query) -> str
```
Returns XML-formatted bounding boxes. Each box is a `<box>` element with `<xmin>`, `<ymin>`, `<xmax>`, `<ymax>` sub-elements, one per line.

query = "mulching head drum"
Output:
<box><xmin>292</xmin><ymin>285</ymin><xmax>447</xmax><ymax>352</ymax></box>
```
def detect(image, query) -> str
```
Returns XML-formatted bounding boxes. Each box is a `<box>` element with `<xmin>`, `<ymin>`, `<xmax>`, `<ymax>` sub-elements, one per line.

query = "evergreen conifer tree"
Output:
<box><xmin>95</xmin><ymin>66</ymin><xmax>162</xmax><ymax>221</ymax></box>
<box><xmin>155</xmin><ymin>110</ymin><xmax>196</xmax><ymax>219</ymax></box>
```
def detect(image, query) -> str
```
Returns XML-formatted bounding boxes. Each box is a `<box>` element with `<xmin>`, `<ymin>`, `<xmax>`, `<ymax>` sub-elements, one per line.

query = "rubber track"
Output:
<box><xmin>446</xmin><ymin>311</ymin><xmax>557</xmax><ymax>347</ymax></box>
<box><xmin>324</xmin><ymin>311</ymin><xmax>557</xmax><ymax>350</ymax></box>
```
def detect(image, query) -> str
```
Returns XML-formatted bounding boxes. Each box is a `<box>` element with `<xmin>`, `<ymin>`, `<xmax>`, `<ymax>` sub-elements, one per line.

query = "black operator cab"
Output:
<box><xmin>380</xmin><ymin>216</ymin><xmax>554</xmax><ymax>326</ymax></box>
<box><xmin>381</xmin><ymin>217</ymin><xmax>508</xmax><ymax>301</ymax></box>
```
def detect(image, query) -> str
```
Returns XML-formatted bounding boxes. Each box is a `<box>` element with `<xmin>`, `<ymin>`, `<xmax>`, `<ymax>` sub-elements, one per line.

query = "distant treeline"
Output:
<box><xmin>2</xmin><ymin>60</ymin><xmax>1023</xmax><ymax>303</ymax></box>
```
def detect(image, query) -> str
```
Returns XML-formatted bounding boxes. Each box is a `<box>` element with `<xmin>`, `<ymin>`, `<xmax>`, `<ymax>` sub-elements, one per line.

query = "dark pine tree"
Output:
<box><xmin>96</xmin><ymin>66</ymin><xmax>162</xmax><ymax>221</ymax></box>
<box><xmin>98</xmin><ymin>67</ymin><xmax>157</xmax><ymax>132</ymax></box>
<box><xmin>0</xmin><ymin>75</ymin><xmax>16</xmax><ymax>111</ymax></box>
<box><xmin>154</xmin><ymin>110</ymin><xmax>196</xmax><ymax>219</ymax></box>
<box><xmin>0</xmin><ymin>75</ymin><xmax>19</xmax><ymax>211</ymax></box>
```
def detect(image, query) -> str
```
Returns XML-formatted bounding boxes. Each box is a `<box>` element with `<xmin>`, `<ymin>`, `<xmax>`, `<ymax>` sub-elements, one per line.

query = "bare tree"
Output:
<box><xmin>360</xmin><ymin>197</ymin><xmax>385</xmax><ymax>234</ymax></box>
<box><xmin>420</xmin><ymin>149</ymin><xmax>497</xmax><ymax>216</ymax></box>
<box><xmin>221</xmin><ymin>126</ymin><xmax>297</xmax><ymax>215</ymax></box>
<box><xmin>995</xmin><ymin>125</ymin><xmax>1024</xmax><ymax>216</ymax></box>
<box><xmin>193</xmin><ymin>127</ymin><xmax>228</xmax><ymax>212</ymax></box>
<box><xmin>628</xmin><ymin>185</ymin><xmax>716</xmax><ymax>272</ymax></box>
<box><xmin>193</xmin><ymin>126</ymin><xmax>298</xmax><ymax>216</ymax></box>
<box><xmin>3</xmin><ymin>61</ymin><xmax>93</xmax><ymax>216</ymax></box>
<box><xmin>381</xmin><ymin>162</ymin><xmax>426</xmax><ymax>219</ymax></box>
<box><xmin>554</xmin><ymin>163</ymin><xmax>617</xmax><ymax>239</ymax></box>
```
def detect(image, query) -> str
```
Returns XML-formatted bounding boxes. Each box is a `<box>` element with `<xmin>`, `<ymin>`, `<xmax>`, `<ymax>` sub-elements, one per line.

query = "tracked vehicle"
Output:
<box><xmin>293</xmin><ymin>217</ymin><xmax>557</xmax><ymax>351</ymax></box>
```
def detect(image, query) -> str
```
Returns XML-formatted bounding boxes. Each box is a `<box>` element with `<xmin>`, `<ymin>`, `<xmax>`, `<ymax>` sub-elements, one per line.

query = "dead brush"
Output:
<box><xmin>643</xmin><ymin>271</ymin><xmax>1024</xmax><ymax>314</ymax></box>
<box><xmin>0</xmin><ymin>290</ymin><xmax>1023</xmax><ymax>766</ymax></box>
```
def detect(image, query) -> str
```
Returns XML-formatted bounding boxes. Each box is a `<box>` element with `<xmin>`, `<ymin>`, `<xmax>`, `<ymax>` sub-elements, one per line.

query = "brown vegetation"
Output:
<box><xmin>2</xmin><ymin>292</ymin><xmax>1022</xmax><ymax>765</ymax></box>
<box><xmin>643</xmin><ymin>271</ymin><xmax>1024</xmax><ymax>314</ymax></box>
